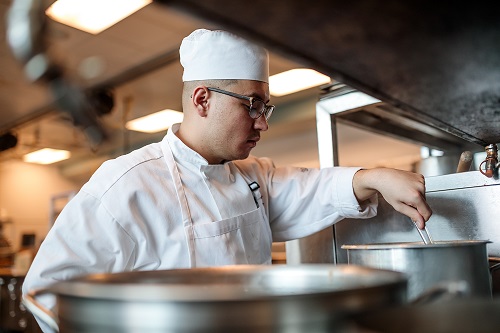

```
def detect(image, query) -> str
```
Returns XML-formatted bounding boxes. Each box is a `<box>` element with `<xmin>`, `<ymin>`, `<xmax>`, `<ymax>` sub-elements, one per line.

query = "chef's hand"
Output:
<box><xmin>352</xmin><ymin>168</ymin><xmax>432</xmax><ymax>229</ymax></box>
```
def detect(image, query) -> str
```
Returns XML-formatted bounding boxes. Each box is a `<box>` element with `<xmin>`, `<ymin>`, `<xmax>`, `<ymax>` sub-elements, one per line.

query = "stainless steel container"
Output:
<box><xmin>412</xmin><ymin>155</ymin><xmax>463</xmax><ymax>177</ymax></box>
<box><xmin>24</xmin><ymin>264</ymin><xmax>407</xmax><ymax>333</ymax></box>
<box><xmin>342</xmin><ymin>240</ymin><xmax>492</xmax><ymax>300</ymax></box>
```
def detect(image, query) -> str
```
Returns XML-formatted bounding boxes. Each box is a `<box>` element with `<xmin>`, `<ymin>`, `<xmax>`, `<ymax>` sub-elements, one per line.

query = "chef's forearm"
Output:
<box><xmin>352</xmin><ymin>169</ymin><xmax>378</xmax><ymax>203</ymax></box>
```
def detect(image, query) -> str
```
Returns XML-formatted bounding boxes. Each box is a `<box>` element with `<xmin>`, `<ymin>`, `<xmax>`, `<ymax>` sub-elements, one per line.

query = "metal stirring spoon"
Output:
<box><xmin>411</xmin><ymin>219</ymin><xmax>433</xmax><ymax>245</ymax></box>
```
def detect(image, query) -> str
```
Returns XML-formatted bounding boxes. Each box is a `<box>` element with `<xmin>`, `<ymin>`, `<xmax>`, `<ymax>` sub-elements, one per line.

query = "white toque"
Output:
<box><xmin>180</xmin><ymin>29</ymin><xmax>269</xmax><ymax>83</ymax></box>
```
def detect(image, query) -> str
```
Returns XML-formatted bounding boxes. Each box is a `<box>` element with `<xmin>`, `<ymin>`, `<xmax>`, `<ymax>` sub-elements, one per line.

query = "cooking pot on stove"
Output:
<box><xmin>24</xmin><ymin>264</ymin><xmax>407</xmax><ymax>333</ymax></box>
<box><xmin>342</xmin><ymin>240</ymin><xmax>492</xmax><ymax>300</ymax></box>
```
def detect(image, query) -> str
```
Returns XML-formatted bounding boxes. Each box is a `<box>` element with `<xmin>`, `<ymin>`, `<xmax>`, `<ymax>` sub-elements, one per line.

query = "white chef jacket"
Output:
<box><xmin>22</xmin><ymin>123</ymin><xmax>377</xmax><ymax>332</ymax></box>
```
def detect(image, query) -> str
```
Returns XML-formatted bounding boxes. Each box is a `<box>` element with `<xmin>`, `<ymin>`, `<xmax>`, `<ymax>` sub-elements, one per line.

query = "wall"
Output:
<box><xmin>0</xmin><ymin>160</ymin><xmax>80</xmax><ymax>250</ymax></box>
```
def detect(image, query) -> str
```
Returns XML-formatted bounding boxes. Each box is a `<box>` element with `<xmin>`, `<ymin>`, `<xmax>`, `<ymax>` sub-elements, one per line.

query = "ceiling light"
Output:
<box><xmin>23</xmin><ymin>148</ymin><xmax>71</xmax><ymax>165</ymax></box>
<box><xmin>126</xmin><ymin>110</ymin><xmax>184</xmax><ymax>133</ymax></box>
<box><xmin>46</xmin><ymin>0</ymin><xmax>152</xmax><ymax>34</ymax></box>
<box><xmin>317</xmin><ymin>91</ymin><xmax>381</xmax><ymax>115</ymax></box>
<box><xmin>269</xmin><ymin>69</ymin><xmax>331</xmax><ymax>97</ymax></box>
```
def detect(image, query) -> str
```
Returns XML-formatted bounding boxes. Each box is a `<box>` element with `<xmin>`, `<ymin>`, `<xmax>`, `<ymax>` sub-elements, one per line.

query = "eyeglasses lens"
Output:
<box><xmin>249</xmin><ymin>100</ymin><xmax>265</xmax><ymax>119</ymax></box>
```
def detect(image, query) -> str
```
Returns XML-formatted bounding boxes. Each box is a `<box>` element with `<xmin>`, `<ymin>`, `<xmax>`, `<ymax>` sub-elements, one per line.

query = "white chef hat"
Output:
<box><xmin>180</xmin><ymin>29</ymin><xmax>269</xmax><ymax>83</ymax></box>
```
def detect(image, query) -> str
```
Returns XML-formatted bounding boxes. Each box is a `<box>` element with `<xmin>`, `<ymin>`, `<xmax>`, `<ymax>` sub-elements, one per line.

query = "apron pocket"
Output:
<box><xmin>192</xmin><ymin>208</ymin><xmax>271</xmax><ymax>266</ymax></box>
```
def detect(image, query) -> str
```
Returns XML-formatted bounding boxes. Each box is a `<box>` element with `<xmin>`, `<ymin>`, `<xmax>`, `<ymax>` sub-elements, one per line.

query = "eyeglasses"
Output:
<box><xmin>207</xmin><ymin>87</ymin><xmax>275</xmax><ymax>121</ymax></box>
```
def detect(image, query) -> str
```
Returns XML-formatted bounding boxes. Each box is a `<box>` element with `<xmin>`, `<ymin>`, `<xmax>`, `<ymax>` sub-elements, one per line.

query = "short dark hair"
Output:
<box><xmin>182</xmin><ymin>79</ymin><xmax>240</xmax><ymax>107</ymax></box>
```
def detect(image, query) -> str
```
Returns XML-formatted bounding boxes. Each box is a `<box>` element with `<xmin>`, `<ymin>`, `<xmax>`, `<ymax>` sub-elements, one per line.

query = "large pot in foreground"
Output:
<box><xmin>342</xmin><ymin>240</ymin><xmax>491</xmax><ymax>300</ymax></box>
<box><xmin>24</xmin><ymin>264</ymin><xmax>407</xmax><ymax>333</ymax></box>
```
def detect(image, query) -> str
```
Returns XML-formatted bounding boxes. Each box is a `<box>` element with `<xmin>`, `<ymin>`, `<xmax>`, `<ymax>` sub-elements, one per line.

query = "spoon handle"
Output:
<box><xmin>412</xmin><ymin>220</ymin><xmax>433</xmax><ymax>244</ymax></box>
<box><xmin>424</xmin><ymin>226</ymin><xmax>434</xmax><ymax>243</ymax></box>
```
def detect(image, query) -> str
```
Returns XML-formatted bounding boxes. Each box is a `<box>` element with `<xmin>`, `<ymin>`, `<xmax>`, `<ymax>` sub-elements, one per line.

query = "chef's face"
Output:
<box><xmin>205</xmin><ymin>80</ymin><xmax>270</xmax><ymax>163</ymax></box>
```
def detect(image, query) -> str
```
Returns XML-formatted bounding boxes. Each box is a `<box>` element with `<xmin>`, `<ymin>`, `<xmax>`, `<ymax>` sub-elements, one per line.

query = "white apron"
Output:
<box><xmin>164</xmin><ymin>140</ymin><xmax>272</xmax><ymax>267</ymax></box>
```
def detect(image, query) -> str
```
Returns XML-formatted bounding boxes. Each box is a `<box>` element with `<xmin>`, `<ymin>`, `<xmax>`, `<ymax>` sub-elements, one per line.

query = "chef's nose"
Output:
<box><xmin>254</xmin><ymin>114</ymin><xmax>269</xmax><ymax>131</ymax></box>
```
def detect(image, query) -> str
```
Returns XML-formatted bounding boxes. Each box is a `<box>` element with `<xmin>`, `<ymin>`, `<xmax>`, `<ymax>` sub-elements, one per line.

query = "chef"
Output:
<box><xmin>23</xmin><ymin>29</ymin><xmax>431</xmax><ymax>332</ymax></box>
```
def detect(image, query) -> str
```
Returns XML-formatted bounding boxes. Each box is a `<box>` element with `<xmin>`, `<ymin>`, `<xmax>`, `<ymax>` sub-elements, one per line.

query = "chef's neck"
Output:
<box><xmin>174</xmin><ymin>124</ymin><xmax>227</xmax><ymax>165</ymax></box>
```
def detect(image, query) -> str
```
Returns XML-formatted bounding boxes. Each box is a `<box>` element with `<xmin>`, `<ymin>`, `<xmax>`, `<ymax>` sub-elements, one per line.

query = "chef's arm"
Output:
<box><xmin>352</xmin><ymin>168</ymin><xmax>432</xmax><ymax>229</ymax></box>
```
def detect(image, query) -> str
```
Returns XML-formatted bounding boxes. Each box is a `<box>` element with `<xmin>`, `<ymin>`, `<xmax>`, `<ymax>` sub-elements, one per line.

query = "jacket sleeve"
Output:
<box><xmin>22</xmin><ymin>190</ymin><xmax>135</xmax><ymax>333</ymax></box>
<box><xmin>250</xmin><ymin>158</ymin><xmax>378</xmax><ymax>242</ymax></box>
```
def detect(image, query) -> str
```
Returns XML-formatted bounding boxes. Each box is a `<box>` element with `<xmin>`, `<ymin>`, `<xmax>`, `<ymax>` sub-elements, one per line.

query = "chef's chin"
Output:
<box><xmin>230</xmin><ymin>150</ymin><xmax>252</xmax><ymax>162</ymax></box>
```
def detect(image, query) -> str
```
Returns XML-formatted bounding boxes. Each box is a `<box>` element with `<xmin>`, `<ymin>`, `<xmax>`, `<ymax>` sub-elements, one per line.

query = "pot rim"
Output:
<box><xmin>342</xmin><ymin>240</ymin><xmax>491</xmax><ymax>250</ymax></box>
<box><xmin>44</xmin><ymin>264</ymin><xmax>407</xmax><ymax>302</ymax></box>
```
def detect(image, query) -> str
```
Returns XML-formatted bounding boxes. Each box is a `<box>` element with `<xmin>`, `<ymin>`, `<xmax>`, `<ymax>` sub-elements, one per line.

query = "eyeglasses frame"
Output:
<box><xmin>206</xmin><ymin>87</ymin><xmax>275</xmax><ymax>120</ymax></box>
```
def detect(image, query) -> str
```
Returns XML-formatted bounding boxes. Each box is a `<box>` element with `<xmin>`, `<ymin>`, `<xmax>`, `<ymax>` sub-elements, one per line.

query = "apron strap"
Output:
<box><xmin>164</xmin><ymin>140</ymin><xmax>196</xmax><ymax>267</ymax></box>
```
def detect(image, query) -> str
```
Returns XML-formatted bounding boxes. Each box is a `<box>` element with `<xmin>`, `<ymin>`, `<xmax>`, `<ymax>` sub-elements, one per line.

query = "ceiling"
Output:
<box><xmin>0</xmin><ymin>0</ymin><xmax>322</xmax><ymax>180</ymax></box>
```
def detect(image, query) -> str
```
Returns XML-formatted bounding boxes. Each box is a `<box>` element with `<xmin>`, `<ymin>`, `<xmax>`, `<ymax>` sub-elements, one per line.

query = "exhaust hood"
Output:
<box><xmin>161</xmin><ymin>0</ymin><xmax>500</xmax><ymax>147</ymax></box>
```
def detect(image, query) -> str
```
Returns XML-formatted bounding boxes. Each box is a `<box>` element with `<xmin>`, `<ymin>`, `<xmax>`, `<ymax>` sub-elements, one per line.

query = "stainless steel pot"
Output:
<box><xmin>24</xmin><ymin>264</ymin><xmax>407</xmax><ymax>333</ymax></box>
<box><xmin>412</xmin><ymin>155</ymin><xmax>464</xmax><ymax>177</ymax></box>
<box><xmin>342</xmin><ymin>240</ymin><xmax>492</xmax><ymax>300</ymax></box>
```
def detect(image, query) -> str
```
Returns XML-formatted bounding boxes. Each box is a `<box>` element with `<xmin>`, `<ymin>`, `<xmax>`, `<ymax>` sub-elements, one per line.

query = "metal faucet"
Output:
<box><xmin>480</xmin><ymin>144</ymin><xmax>499</xmax><ymax>178</ymax></box>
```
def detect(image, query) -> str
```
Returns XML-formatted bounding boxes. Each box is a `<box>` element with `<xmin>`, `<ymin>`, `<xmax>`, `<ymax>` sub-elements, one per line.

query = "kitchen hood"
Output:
<box><xmin>161</xmin><ymin>0</ymin><xmax>500</xmax><ymax>147</ymax></box>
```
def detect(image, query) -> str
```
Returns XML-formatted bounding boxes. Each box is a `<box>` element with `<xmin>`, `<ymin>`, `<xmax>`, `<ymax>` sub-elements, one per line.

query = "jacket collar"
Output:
<box><xmin>164</xmin><ymin>123</ymin><xmax>233</xmax><ymax>177</ymax></box>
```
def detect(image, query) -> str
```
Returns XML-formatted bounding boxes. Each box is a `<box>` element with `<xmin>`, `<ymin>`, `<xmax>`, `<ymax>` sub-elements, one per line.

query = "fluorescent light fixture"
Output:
<box><xmin>126</xmin><ymin>109</ymin><xmax>184</xmax><ymax>133</ymax></box>
<box><xmin>46</xmin><ymin>0</ymin><xmax>152</xmax><ymax>34</ymax></box>
<box><xmin>316</xmin><ymin>91</ymin><xmax>381</xmax><ymax>115</ymax></box>
<box><xmin>269</xmin><ymin>69</ymin><xmax>331</xmax><ymax>97</ymax></box>
<box><xmin>23</xmin><ymin>148</ymin><xmax>71</xmax><ymax>165</ymax></box>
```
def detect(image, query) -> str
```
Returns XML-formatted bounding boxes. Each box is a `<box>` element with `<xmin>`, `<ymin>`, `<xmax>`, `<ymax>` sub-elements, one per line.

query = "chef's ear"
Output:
<box><xmin>192</xmin><ymin>86</ymin><xmax>210</xmax><ymax>117</ymax></box>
